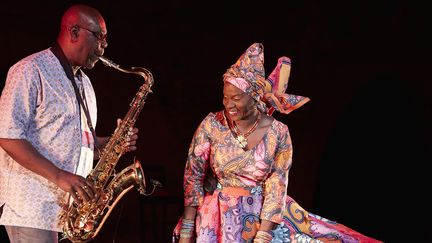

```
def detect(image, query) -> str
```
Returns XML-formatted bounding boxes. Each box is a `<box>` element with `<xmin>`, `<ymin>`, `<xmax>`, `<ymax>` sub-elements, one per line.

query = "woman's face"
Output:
<box><xmin>223</xmin><ymin>82</ymin><xmax>257</xmax><ymax>121</ymax></box>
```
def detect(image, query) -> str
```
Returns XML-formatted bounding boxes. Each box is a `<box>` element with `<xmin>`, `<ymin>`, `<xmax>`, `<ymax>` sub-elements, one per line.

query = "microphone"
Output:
<box><xmin>150</xmin><ymin>179</ymin><xmax>163</xmax><ymax>188</ymax></box>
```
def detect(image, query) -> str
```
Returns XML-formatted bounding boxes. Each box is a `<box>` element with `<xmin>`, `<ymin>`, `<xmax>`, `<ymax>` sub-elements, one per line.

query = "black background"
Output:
<box><xmin>1</xmin><ymin>1</ymin><xmax>430</xmax><ymax>242</ymax></box>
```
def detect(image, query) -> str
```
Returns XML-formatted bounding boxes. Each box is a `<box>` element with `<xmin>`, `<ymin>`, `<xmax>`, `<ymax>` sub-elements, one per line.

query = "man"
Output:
<box><xmin>0</xmin><ymin>4</ymin><xmax>138</xmax><ymax>242</ymax></box>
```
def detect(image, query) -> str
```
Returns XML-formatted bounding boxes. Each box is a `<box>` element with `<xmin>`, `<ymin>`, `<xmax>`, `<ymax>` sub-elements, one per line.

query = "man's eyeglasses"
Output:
<box><xmin>77</xmin><ymin>25</ymin><xmax>107</xmax><ymax>42</ymax></box>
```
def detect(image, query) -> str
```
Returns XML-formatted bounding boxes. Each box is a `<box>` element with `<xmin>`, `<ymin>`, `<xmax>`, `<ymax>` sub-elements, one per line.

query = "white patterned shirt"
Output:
<box><xmin>0</xmin><ymin>48</ymin><xmax>97</xmax><ymax>231</ymax></box>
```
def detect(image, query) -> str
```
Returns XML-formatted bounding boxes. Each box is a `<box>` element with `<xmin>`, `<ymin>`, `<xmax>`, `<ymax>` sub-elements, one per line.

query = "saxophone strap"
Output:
<box><xmin>50</xmin><ymin>43</ymin><xmax>98</xmax><ymax>148</ymax></box>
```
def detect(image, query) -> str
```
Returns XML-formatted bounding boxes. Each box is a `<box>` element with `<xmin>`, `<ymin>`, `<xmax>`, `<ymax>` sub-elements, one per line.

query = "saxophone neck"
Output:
<box><xmin>98</xmin><ymin>56</ymin><xmax>154</xmax><ymax>86</ymax></box>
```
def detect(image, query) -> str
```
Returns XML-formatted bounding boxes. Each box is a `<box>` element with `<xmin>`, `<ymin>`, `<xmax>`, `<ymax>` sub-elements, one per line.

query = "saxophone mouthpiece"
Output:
<box><xmin>98</xmin><ymin>56</ymin><xmax>119</xmax><ymax>68</ymax></box>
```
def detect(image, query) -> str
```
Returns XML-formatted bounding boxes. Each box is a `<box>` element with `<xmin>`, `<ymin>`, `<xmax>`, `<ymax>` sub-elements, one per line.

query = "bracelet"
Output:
<box><xmin>253</xmin><ymin>230</ymin><xmax>273</xmax><ymax>243</ymax></box>
<box><xmin>182</xmin><ymin>218</ymin><xmax>195</xmax><ymax>225</ymax></box>
<box><xmin>180</xmin><ymin>218</ymin><xmax>195</xmax><ymax>238</ymax></box>
<box><xmin>180</xmin><ymin>230</ymin><xmax>193</xmax><ymax>239</ymax></box>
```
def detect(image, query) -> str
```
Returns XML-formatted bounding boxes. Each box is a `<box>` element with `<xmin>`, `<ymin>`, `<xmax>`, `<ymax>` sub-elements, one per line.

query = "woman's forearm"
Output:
<box><xmin>259</xmin><ymin>219</ymin><xmax>276</xmax><ymax>232</ymax></box>
<box><xmin>183</xmin><ymin>206</ymin><xmax>198</xmax><ymax>220</ymax></box>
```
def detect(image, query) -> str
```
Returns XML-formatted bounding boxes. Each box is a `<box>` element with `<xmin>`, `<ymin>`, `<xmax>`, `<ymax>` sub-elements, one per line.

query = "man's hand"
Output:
<box><xmin>116</xmin><ymin>118</ymin><xmax>139</xmax><ymax>152</ymax></box>
<box><xmin>55</xmin><ymin>170</ymin><xmax>95</xmax><ymax>203</ymax></box>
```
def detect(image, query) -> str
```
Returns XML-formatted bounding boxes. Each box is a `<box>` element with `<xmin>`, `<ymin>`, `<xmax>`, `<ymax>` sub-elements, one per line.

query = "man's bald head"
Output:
<box><xmin>59</xmin><ymin>4</ymin><xmax>104</xmax><ymax>36</ymax></box>
<box><xmin>57</xmin><ymin>4</ymin><xmax>108</xmax><ymax>70</ymax></box>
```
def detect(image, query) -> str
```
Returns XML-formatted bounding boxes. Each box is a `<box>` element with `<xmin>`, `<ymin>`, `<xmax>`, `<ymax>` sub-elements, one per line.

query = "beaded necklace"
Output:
<box><xmin>224</xmin><ymin>111</ymin><xmax>261</xmax><ymax>149</ymax></box>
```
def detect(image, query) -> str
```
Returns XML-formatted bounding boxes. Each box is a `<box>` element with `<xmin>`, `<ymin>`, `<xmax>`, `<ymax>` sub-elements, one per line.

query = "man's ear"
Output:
<box><xmin>69</xmin><ymin>25</ymin><xmax>80</xmax><ymax>42</ymax></box>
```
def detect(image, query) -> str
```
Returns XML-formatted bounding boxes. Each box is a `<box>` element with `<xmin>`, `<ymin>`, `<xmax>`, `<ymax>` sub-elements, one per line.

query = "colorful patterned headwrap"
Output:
<box><xmin>223</xmin><ymin>43</ymin><xmax>310</xmax><ymax>115</ymax></box>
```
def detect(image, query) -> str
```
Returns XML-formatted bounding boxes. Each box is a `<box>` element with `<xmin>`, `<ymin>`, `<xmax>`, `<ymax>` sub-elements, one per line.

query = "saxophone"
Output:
<box><xmin>60</xmin><ymin>56</ymin><xmax>160</xmax><ymax>242</ymax></box>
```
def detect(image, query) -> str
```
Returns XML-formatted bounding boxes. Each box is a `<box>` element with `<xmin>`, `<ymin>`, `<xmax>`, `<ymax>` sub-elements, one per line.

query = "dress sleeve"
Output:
<box><xmin>183</xmin><ymin>114</ymin><xmax>213</xmax><ymax>206</ymax></box>
<box><xmin>0</xmin><ymin>61</ymin><xmax>39</xmax><ymax>139</ymax></box>
<box><xmin>261</xmin><ymin>124</ymin><xmax>292</xmax><ymax>223</ymax></box>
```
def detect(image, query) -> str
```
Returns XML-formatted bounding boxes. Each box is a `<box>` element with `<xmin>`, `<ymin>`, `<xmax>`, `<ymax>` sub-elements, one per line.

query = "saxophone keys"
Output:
<box><xmin>83</xmin><ymin>221</ymin><xmax>94</xmax><ymax>232</ymax></box>
<box><xmin>114</xmin><ymin>144</ymin><xmax>122</xmax><ymax>153</ymax></box>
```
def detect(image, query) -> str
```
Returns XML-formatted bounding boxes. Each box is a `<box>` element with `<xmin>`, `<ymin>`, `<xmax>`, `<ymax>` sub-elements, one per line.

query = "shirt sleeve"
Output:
<box><xmin>183</xmin><ymin>114</ymin><xmax>213</xmax><ymax>207</ymax></box>
<box><xmin>261</xmin><ymin>123</ymin><xmax>292</xmax><ymax>223</ymax></box>
<box><xmin>0</xmin><ymin>61</ymin><xmax>39</xmax><ymax>139</ymax></box>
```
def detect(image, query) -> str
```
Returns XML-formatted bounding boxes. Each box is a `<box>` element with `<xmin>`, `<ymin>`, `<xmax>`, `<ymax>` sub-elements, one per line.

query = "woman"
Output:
<box><xmin>173</xmin><ymin>43</ymin><xmax>381</xmax><ymax>243</ymax></box>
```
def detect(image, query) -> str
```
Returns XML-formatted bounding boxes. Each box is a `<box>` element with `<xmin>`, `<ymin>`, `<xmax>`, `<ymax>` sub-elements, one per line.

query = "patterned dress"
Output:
<box><xmin>173</xmin><ymin>111</ymin><xmax>381</xmax><ymax>243</ymax></box>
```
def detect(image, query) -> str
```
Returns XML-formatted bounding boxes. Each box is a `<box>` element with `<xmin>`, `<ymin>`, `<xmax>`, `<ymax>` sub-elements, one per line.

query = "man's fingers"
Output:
<box><xmin>81</xmin><ymin>184</ymin><xmax>95</xmax><ymax>199</ymax></box>
<box><xmin>71</xmin><ymin>190</ymin><xmax>80</xmax><ymax>202</ymax></box>
<box><xmin>70</xmin><ymin>180</ymin><xmax>96</xmax><ymax>203</ymax></box>
<box><xmin>127</xmin><ymin>146</ymin><xmax>137</xmax><ymax>152</ymax></box>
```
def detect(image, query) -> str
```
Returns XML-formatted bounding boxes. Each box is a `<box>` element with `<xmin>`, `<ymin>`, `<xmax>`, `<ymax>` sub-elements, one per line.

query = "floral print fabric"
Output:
<box><xmin>173</xmin><ymin>111</ymin><xmax>382</xmax><ymax>243</ymax></box>
<box><xmin>183</xmin><ymin>111</ymin><xmax>292</xmax><ymax>224</ymax></box>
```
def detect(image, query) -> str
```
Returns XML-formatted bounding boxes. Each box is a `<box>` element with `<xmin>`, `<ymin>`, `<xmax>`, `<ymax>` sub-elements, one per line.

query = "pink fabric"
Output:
<box><xmin>225</xmin><ymin>77</ymin><xmax>250</xmax><ymax>93</ymax></box>
<box><xmin>264</xmin><ymin>57</ymin><xmax>310</xmax><ymax>115</ymax></box>
<box><xmin>223</xmin><ymin>43</ymin><xmax>310</xmax><ymax>115</ymax></box>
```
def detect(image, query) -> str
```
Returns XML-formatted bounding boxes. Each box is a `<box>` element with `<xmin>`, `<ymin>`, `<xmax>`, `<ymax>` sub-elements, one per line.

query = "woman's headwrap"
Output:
<box><xmin>223</xmin><ymin>43</ymin><xmax>310</xmax><ymax>116</ymax></box>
